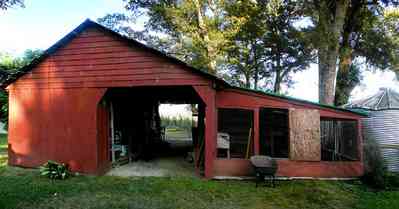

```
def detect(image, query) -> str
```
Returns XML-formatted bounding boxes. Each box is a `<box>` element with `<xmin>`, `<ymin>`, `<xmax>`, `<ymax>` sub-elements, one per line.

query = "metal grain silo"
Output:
<box><xmin>345</xmin><ymin>88</ymin><xmax>399</xmax><ymax>172</ymax></box>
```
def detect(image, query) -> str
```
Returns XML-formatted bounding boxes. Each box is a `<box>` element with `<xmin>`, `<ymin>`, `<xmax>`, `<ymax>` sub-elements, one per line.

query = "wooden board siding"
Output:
<box><xmin>8</xmin><ymin>87</ymin><xmax>106</xmax><ymax>173</ymax></box>
<box><xmin>12</xmin><ymin>28</ymin><xmax>210</xmax><ymax>89</ymax></box>
<box><xmin>289</xmin><ymin>109</ymin><xmax>321</xmax><ymax>161</ymax></box>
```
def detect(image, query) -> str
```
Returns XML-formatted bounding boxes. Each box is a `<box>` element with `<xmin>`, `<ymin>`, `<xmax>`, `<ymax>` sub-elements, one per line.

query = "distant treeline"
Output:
<box><xmin>161</xmin><ymin>116</ymin><xmax>192</xmax><ymax>131</ymax></box>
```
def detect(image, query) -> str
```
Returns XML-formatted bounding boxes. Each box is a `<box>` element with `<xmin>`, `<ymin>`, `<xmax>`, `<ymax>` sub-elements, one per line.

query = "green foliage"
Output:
<box><xmin>39</xmin><ymin>160</ymin><xmax>70</xmax><ymax>180</ymax></box>
<box><xmin>0</xmin><ymin>0</ymin><xmax>24</xmax><ymax>10</ymax></box>
<box><xmin>335</xmin><ymin>64</ymin><xmax>362</xmax><ymax>106</ymax></box>
<box><xmin>101</xmin><ymin>0</ymin><xmax>314</xmax><ymax>93</ymax></box>
<box><xmin>361</xmin><ymin>136</ymin><xmax>389</xmax><ymax>189</ymax></box>
<box><xmin>161</xmin><ymin>116</ymin><xmax>192</xmax><ymax>131</ymax></box>
<box><xmin>0</xmin><ymin>49</ymin><xmax>42</xmax><ymax>128</ymax></box>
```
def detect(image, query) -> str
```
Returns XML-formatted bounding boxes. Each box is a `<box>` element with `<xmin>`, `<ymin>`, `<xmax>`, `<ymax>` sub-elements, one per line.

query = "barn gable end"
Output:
<box><xmin>11</xmin><ymin>26</ymin><xmax>211</xmax><ymax>89</ymax></box>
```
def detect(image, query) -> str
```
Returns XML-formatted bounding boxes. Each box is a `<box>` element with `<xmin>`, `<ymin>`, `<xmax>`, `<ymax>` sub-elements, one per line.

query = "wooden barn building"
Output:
<box><xmin>2</xmin><ymin>20</ymin><xmax>366</xmax><ymax>178</ymax></box>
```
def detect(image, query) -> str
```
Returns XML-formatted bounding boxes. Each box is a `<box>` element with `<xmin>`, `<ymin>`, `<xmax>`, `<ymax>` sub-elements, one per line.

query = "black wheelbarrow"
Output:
<box><xmin>250</xmin><ymin>155</ymin><xmax>278</xmax><ymax>187</ymax></box>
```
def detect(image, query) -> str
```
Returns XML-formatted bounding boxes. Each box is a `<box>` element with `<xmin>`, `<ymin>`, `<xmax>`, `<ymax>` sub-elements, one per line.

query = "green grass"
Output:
<box><xmin>165</xmin><ymin>128</ymin><xmax>191</xmax><ymax>140</ymax></box>
<box><xmin>0</xmin><ymin>134</ymin><xmax>7</xmax><ymax>169</ymax></box>
<box><xmin>0</xmin><ymin>135</ymin><xmax>398</xmax><ymax>209</ymax></box>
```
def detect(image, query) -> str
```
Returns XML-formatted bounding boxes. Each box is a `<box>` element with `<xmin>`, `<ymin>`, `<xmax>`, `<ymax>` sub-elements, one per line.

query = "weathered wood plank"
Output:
<box><xmin>289</xmin><ymin>108</ymin><xmax>321</xmax><ymax>161</ymax></box>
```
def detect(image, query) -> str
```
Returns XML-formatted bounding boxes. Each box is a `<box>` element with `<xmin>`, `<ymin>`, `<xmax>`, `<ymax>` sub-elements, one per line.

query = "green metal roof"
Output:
<box><xmin>229</xmin><ymin>86</ymin><xmax>368</xmax><ymax>116</ymax></box>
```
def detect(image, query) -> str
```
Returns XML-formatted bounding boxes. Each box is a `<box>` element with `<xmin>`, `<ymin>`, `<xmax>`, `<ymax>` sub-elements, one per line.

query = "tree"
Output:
<box><xmin>305</xmin><ymin>0</ymin><xmax>399</xmax><ymax>104</ymax></box>
<box><xmin>313</xmin><ymin>0</ymin><xmax>351</xmax><ymax>105</ymax></box>
<box><xmin>334</xmin><ymin>3</ymin><xmax>399</xmax><ymax>105</ymax></box>
<box><xmin>223</xmin><ymin>0</ymin><xmax>266</xmax><ymax>89</ymax></box>
<box><xmin>123</xmin><ymin>0</ymin><xmax>239</xmax><ymax>74</ymax></box>
<box><xmin>335</xmin><ymin>64</ymin><xmax>362</xmax><ymax>106</ymax></box>
<box><xmin>0</xmin><ymin>0</ymin><xmax>23</xmax><ymax>10</ymax></box>
<box><xmin>0</xmin><ymin>49</ymin><xmax>42</xmax><ymax>127</ymax></box>
<box><xmin>117</xmin><ymin>0</ymin><xmax>314</xmax><ymax>93</ymax></box>
<box><xmin>261</xmin><ymin>0</ymin><xmax>314</xmax><ymax>93</ymax></box>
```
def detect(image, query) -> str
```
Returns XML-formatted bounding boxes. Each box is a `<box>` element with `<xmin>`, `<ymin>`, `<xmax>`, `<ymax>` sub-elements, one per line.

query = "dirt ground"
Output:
<box><xmin>106</xmin><ymin>156</ymin><xmax>196</xmax><ymax>177</ymax></box>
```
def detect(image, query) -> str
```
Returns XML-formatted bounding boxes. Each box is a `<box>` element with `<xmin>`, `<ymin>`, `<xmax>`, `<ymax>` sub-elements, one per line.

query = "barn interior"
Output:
<box><xmin>104</xmin><ymin>86</ymin><xmax>206</xmax><ymax>177</ymax></box>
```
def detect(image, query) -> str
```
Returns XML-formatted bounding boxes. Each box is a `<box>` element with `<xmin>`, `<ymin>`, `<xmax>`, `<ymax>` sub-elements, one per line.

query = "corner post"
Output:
<box><xmin>193</xmin><ymin>85</ymin><xmax>217</xmax><ymax>178</ymax></box>
<box><xmin>254</xmin><ymin>108</ymin><xmax>260</xmax><ymax>155</ymax></box>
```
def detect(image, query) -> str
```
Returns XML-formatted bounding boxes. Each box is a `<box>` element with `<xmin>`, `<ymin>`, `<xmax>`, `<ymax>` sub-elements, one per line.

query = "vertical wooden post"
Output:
<box><xmin>254</xmin><ymin>108</ymin><xmax>260</xmax><ymax>155</ymax></box>
<box><xmin>193</xmin><ymin>85</ymin><xmax>217</xmax><ymax>179</ymax></box>
<box><xmin>357</xmin><ymin>119</ymin><xmax>363</xmax><ymax>163</ymax></box>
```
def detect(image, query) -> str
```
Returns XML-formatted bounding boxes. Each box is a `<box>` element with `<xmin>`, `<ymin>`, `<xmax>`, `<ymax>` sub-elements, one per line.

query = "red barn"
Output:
<box><xmin>3</xmin><ymin>20</ymin><xmax>365</xmax><ymax>178</ymax></box>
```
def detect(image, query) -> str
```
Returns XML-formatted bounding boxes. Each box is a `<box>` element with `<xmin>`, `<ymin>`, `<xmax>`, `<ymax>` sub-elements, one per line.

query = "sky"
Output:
<box><xmin>1</xmin><ymin>0</ymin><xmax>398</xmax><ymax>105</ymax></box>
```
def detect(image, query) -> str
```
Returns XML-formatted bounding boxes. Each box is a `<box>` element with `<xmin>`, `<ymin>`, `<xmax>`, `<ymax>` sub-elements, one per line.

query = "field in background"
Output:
<box><xmin>161</xmin><ymin>116</ymin><xmax>192</xmax><ymax>141</ymax></box>
<box><xmin>0</xmin><ymin>135</ymin><xmax>398</xmax><ymax>209</ymax></box>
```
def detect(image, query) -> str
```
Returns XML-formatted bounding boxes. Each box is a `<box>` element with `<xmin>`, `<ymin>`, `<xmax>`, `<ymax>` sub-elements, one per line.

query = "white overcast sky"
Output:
<box><xmin>1</xmin><ymin>0</ymin><xmax>398</xmax><ymax>105</ymax></box>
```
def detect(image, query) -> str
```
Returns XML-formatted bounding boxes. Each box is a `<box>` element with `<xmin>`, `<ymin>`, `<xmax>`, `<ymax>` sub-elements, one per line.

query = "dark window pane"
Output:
<box><xmin>217</xmin><ymin>108</ymin><xmax>253</xmax><ymax>158</ymax></box>
<box><xmin>259</xmin><ymin>108</ymin><xmax>289</xmax><ymax>158</ymax></box>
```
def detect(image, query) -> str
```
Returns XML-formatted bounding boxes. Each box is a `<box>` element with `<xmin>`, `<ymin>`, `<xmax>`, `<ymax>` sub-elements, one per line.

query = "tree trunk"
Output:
<box><xmin>334</xmin><ymin>34</ymin><xmax>354</xmax><ymax>105</ymax></box>
<box><xmin>274</xmin><ymin>73</ymin><xmax>281</xmax><ymax>93</ymax></box>
<box><xmin>194</xmin><ymin>0</ymin><xmax>217</xmax><ymax>74</ymax></box>
<box><xmin>318</xmin><ymin>0</ymin><xmax>349</xmax><ymax>105</ymax></box>
<box><xmin>254</xmin><ymin>67</ymin><xmax>259</xmax><ymax>90</ymax></box>
<box><xmin>273</xmin><ymin>51</ymin><xmax>282</xmax><ymax>93</ymax></box>
<box><xmin>244</xmin><ymin>73</ymin><xmax>251</xmax><ymax>89</ymax></box>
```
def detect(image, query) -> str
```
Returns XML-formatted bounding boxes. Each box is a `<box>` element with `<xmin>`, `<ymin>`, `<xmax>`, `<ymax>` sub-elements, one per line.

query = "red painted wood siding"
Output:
<box><xmin>97</xmin><ymin>103</ymin><xmax>110</xmax><ymax>174</ymax></box>
<box><xmin>213</xmin><ymin>88</ymin><xmax>364</xmax><ymax>178</ymax></box>
<box><xmin>214</xmin><ymin>159</ymin><xmax>363</xmax><ymax>178</ymax></box>
<box><xmin>8</xmin><ymin>27</ymin><xmax>212</xmax><ymax>174</ymax></box>
<box><xmin>216</xmin><ymin>89</ymin><xmax>362</xmax><ymax>120</ymax></box>
<box><xmin>8</xmin><ymin>87</ymin><xmax>106</xmax><ymax>173</ymax></box>
<box><xmin>12</xmin><ymin>28</ymin><xmax>210</xmax><ymax>89</ymax></box>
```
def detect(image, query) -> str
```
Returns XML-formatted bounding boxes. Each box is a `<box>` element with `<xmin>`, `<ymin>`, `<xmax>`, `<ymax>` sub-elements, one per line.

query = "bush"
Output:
<box><xmin>361</xmin><ymin>136</ymin><xmax>388</xmax><ymax>189</ymax></box>
<box><xmin>40</xmin><ymin>160</ymin><xmax>70</xmax><ymax>180</ymax></box>
<box><xmin>384</xmin><ymin>172</ymin><xmax>399</xmax><ymax>190</ymax></box>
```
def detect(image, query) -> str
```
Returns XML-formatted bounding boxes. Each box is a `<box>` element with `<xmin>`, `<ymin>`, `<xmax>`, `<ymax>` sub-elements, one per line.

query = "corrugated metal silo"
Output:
<box><xmin>345</xmin><ymin>88</ymin><xmax>399</xmax><ymax>172</ymax></box>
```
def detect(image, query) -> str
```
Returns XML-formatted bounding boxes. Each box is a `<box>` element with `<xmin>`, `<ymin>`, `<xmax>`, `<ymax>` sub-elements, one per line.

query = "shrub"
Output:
<box><xmin>40</xmin><ymin>160</ymin><xmax>70</xmax><ymax>180</ymax></box>
<box><xmin>361</xmin><ymin>136</ymin><xmax>387</xmax><ymax>189</ymax></box>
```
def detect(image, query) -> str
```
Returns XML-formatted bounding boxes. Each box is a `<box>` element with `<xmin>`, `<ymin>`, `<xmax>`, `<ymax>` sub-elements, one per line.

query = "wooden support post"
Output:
<box><xmin>245</xmin><ymin>127</ymin><xmax>253</xmax><ymax>159</ymax></box>
<box><xmin>193</xmin><ymin>85</ymin><xmax>217</xmax><ymax>179</ymax></box>
<box><xmin>254</xmin><ymin>108</ymin><xmax>260</xmax><ymax>155</ymax></box>
<box><xmin>357</xmin><ymin>119</ymin><xmax>363</xmax><ymax>163</ymax></box>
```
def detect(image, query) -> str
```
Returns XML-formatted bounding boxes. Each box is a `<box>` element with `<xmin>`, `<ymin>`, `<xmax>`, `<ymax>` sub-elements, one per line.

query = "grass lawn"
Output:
<box><xmin>1</xmin><ymin>135</ymin><xmax>398</xmax><ymax>209</ymax></box>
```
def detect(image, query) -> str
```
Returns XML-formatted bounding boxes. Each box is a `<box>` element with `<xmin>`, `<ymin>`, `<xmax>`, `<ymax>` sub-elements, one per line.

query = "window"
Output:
<box><xmin>217</xmin><ymin>108</ymin><xmax>253</xmax><ymax>158</ymax></box>
<box><xmin>320</xmin><ymin>118</ymin><xmax>358</xmax><ymax>161</ymax></box>
<box><xmin>259</xmin><ymin>108</ymin><xmax>289</xmax><ymax>158</ymax></box>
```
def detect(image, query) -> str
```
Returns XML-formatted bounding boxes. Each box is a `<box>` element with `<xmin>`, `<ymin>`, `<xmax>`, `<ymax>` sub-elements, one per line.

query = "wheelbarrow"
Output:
<box><xmin>250</xmin><ymin>155</ymin><xmax>278</xmax><ymax>187</ymax></box>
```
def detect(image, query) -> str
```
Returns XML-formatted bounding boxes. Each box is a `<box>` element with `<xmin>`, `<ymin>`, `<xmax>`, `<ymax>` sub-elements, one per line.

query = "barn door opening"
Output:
<box><xmin>103</xmin><ymin>86</ymin><xmax>205</xmax><ymax>177</ymax></box>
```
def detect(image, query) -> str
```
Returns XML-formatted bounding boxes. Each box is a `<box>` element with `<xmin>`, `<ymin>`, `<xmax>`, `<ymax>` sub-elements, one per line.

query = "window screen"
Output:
<box><xmin>259</xmin><ymin>108</ymin><xmax>289</xmax><ymax>158</ymax></box>
<box><xmin>320</xmin><ymin>118</ymin><xmax>358</xmax><ymax>161</ymax></box>
<box><xmin>217</xmin><ymin>108</ymin><xmax>253</xmax><ymax>158</ymax></box>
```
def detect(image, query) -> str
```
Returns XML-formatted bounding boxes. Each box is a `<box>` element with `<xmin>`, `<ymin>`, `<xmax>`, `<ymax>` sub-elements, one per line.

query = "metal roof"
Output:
<box><xmin>344</xmin><ymin>88</ymin><xmax>399</xmax><ymax>111</ymax></box>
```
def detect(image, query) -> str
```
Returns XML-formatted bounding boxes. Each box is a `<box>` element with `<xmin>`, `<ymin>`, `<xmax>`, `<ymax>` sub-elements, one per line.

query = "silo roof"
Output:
<box><xmin>344</xmin><ymin>88</ymin><xmax>399</xmax><ymax>110</ymax></box>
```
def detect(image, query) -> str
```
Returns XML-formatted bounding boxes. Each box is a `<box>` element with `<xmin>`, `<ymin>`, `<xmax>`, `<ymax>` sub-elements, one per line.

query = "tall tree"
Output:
<box><xmin>335</xmin><ymin>4</ymin><xmax>399</xmax><ymax>105</ymax></box>
<box><xmin>307</xmin><ymin>0</ymin><xmax>399</xmax><ymax>104</ymax></box>
<box><xmin>262</xmin><ymin>0</ymin><xmax>314</xmax><ymax>93</ymax></box>
<box><xmin>315</xmin><ymin>0</ymin><xmax>350</xmax><ymax>105</ymax></box>
<box><xmin>223</xmin><ymin>0</ymin><xmax>266</xmax><ymax>89</ymax></box>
